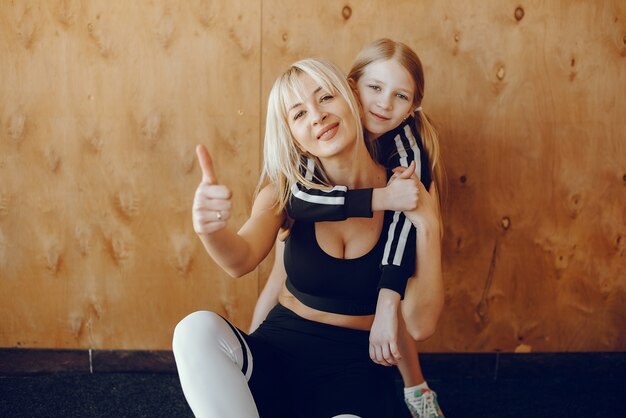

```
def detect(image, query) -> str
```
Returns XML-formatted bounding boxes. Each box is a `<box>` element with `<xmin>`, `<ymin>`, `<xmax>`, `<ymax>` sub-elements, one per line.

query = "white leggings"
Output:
<box><xmin>173</xmin><ymin>310</ymin><xmax>365</xmax><ymax>418</ymax></box>
<box><xmin>173</xmin><ymin>311</ymin><xmax>258</xmax><ymax>418</ymax></box>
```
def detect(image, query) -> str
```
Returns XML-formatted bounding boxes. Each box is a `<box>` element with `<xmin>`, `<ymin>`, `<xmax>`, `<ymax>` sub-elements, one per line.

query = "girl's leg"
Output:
<box><xmin>397</xmin><ymin>320</ymin><xmax>425</xmax><ymax>386</ymax></box>
<box><xmin>172</xmin><ymin>310</ymin><xmax>259</xmax><ymax>418</ymax></box>
<box><xmin>396</xmin><ymin>314</ymin><xmax>444</xmax><ymax>418</ymax></box>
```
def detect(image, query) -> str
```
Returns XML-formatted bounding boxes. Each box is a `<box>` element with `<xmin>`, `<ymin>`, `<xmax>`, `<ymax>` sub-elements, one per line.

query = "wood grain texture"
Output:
<box><xmin>0</xmin><ymin>0</ymin><xmax>261</xmax><ymax>349</ymax></box>
<box><xmin>1</xmin><ymin>0</ymin><xmax>624</xmax><ymax>352</ymax></box>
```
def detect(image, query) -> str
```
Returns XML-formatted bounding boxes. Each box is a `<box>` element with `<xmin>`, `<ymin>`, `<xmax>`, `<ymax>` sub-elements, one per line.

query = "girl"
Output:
<box><xmin>250</xmin><ymin>38</ymin><xmax>445</xmax><ymax>418</ymax></box>
<box><xmin>174</xmin><ymin>58</ymin><xmax>443</xmax><ymax>418</ymax></box>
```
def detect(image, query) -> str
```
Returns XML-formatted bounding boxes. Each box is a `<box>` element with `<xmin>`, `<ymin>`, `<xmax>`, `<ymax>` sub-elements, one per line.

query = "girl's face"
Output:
<box><xmin>353</xmin><ymin>59</ymin><xmax>415</xmax><ymax>140</ymax></box>
<box><xmin>286</xmin><ymin>73</ymin><xmax>357</xmax><ymax>160</ymax></box>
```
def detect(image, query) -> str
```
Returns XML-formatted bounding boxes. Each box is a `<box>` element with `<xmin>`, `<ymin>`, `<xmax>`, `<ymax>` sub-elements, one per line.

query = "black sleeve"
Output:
<box><xmin>287</xmin><ymin>156</ymin><xmax>373</xmax><ymax>221</ymax></box>
<box><xmin>287</xmin><ymin>183</ymin><xmax>373</xmax><ymax>221</ymax></box>
<box><xmin>377</xmin><ymin>211</ymin><xmax>416</xmax><ymax>299</ymax></box>
<box><xmin>376</xmin><ymin>116</ymin><xmax>432</xmax><ymax>188</ymax></box>
<box><xmin>374</xmin><ymin>119</ymin><xmax>430</xmax><ymax>298</ymax></box>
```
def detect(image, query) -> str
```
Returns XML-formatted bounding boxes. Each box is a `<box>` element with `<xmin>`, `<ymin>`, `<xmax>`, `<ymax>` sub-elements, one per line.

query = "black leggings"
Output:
<box><xmin>245</xmin><ymin>304</ymin><xmax>398</xmax><ymax>418</ymax></box>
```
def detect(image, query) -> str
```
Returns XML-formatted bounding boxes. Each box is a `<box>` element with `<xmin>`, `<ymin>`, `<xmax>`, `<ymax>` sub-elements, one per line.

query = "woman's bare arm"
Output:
<box><xmin>249</xmin><ymin>239</ymin><xmax>287</xmax><ymax>332</ymax></box>
<box><xmin>401</xmin><ymin>182</ymin><xmax>445</xmax><ymax>341</ymax></box>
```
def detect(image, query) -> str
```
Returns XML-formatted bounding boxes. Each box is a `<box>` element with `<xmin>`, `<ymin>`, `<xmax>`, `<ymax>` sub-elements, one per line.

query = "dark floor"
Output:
<box><xmin>1</xmin><ymin>372</ymin><xmax>625</xmax><ymax>418</ymax></box>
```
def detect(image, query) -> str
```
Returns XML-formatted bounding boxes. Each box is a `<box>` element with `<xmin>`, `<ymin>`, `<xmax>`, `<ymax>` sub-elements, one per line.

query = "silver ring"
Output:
<box><xmin>216</xmin><ymin>211</ymin><xmax>222</xmax><ymax>221</ymax></box>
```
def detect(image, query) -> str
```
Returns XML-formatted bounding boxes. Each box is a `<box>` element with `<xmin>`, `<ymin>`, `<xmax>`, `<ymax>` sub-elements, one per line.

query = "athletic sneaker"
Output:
<box><xmin>404</xmin><ymin>387</ymin><xmax>444</xmax><ymax>418</ymax></box>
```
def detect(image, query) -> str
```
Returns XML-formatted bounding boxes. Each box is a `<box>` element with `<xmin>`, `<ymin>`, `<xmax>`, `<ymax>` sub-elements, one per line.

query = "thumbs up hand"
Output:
<box><xmin>192</xmin><ymin>144</ymin><xmax>232</xmax><ymax>235</ymax></box>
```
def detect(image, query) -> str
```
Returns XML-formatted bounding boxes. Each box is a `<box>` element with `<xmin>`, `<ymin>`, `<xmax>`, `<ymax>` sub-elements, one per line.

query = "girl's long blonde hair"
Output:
<box><xmin>348</xmin><ymin>38</ymin><xmax>445</xmax><ymax>204</ymax></box>
<box><xmin>259</xmin><ymin>58</ymin><xmax>365</xmax><ymax>213</ymax></box>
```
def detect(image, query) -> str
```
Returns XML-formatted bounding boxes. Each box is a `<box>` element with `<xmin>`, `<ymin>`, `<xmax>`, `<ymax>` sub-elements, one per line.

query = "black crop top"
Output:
<box><xmin>284</xmin><ymin>210</ymin><xmax>398</xmax><ymax>316</ymax></box>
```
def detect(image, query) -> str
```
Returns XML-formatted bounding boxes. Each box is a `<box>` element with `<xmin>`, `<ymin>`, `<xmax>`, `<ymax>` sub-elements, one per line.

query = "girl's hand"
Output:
<box><xmin>369</xmin><ymin>289</ymin><xmax>402</xmax><ymax>366</ymax></box>
<box><xmin>404</xmin><ymin>180</ymin><xmax>441</xmax><ymax>234</ymax></box>
<box><xmin>372</xmin><ymin>161</ymin><xmax>420</xmax><ymax>212</ymax></box>
<box><xmin>192</xmin><ymin>145</ymin><xmax>232</xmax><ymax>235</ymax></box>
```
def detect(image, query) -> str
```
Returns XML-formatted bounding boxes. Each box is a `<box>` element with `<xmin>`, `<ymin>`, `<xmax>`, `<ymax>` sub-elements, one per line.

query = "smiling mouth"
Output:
<box><xmin>317</xmin><ymin>123</ymin><xmax>339</xmax><ymax>140</ymax></box>
<box><xmin>370</xmin><ymin>111</ymin><xmax>390</xmax><ymax>121</ymax></box>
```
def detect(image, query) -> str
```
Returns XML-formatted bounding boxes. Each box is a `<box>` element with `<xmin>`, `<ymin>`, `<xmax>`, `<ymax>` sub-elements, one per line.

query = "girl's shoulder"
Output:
<box><xmin>378</xmin><ymin>116</ymin><xmax>421</xmax><ymax>145</ymax></box>
<box><xmin>375</xmin><ymin>116</ymin><xmax>424</xmax><ymax>161</ymax></box>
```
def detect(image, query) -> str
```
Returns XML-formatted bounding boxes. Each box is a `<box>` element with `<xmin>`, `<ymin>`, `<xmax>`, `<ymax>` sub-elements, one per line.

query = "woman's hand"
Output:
<box><xmin>369</xmin><ymin>289</ymin><xmax>402</xmax><ymax>367</ymax></box>
<box><xmin>372</xmin><ymin>161</ymin><xmax>420</xmax><ymax>212</ymax></box>
<box><xmin>192</xmin><ymin>144</ymin><xmax>233</xmax><ymax>235</ymax></box>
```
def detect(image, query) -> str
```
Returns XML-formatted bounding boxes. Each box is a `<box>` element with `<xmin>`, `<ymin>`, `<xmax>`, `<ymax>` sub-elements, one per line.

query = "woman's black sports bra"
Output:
<box><xmin>284</xmin><ymin>213</ymin><xmax>394</xmax><ymax>316</ymax></box>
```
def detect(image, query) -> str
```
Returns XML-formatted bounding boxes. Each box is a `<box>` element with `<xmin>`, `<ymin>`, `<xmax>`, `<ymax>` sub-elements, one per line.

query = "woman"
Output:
<box><xmin>173</xmin><ymin>58</ymin><xmax>442</xmax><ymax>418</ymax></box>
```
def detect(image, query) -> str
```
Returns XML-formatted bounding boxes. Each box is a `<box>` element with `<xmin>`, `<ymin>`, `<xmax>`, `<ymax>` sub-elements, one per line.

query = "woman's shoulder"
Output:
<box><xmin>254</xmin><ymin>183</ymin><xmax>280</xmax><ymax>211</ymax></box>
<box><xmin>251</xmin><ymin>183</ymin><xmax>287</xmax><ymax>223</ymax></box>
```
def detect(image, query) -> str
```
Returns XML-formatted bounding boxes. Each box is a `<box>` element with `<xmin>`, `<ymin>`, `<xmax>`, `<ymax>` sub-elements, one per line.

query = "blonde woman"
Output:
<box><xmin>173</xmin><ymin>58</ymin><xmax>443</xmax><ymax>418</ymax></box>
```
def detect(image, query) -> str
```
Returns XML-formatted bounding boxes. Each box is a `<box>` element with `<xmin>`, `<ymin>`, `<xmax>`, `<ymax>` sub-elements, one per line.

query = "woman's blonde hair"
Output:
<box><xmin>259</xmin><ymin>58</ymin><xmax>365</xmax><ymax>213</ymax></box>
<box><xmin>348</xmin><ymin>38</ymin><xmax>445</xmax><ymax>204</ymax></box>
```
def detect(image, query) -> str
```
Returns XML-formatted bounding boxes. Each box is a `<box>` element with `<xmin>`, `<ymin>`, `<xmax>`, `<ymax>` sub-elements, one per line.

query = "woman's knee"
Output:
<box><xmin>172</xmin><ymin>310</ymin><xmax>225</xmax><ymax>353</ymax></box>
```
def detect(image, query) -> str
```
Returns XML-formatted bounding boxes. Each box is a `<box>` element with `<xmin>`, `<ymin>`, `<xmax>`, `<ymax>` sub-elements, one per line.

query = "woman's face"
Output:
<box><xmin>353</xmin><ymin>59</ymin><xmax>415</xmax><ymax>140</ymax></box>
<box><xmin>286</xmin><ymin>73</ymin><xmax>357</xmax><ymax>160</ymax></box>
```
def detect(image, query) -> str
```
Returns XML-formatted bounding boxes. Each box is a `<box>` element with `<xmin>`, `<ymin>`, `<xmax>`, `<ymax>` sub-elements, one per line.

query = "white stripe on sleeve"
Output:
<box><xmin>392</xmin><ymin>217</ymin><xmax>413</xmax><ymax>266</ymax></box>
<box><xmin>393</xmin><ymin>134</ymin><xmax>409</xmax><ymax>168</ymax></box>
<box><xmin>382</xmin><ymin>211</ymin><xmax>401</xmax><ymax>266</ymax></box>
<box><xmin>291</xmin><ymin>183</ymin><xmax>347</xmax><ymax>205</ymax></box>
<box><xmin>403</xmin><ymin>125</ymin><xmax>421</xmax><ymax>179</ymax></box>
<box><xmin>305</xmin><ymin>158</ymin><xmax>315</xmax><ymax>180</ymax></box>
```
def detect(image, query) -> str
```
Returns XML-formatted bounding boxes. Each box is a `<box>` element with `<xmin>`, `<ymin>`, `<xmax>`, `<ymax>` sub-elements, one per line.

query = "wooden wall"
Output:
<box><xmin>0</xmin><ymin>0</ymin><xmax>624</xmax><ymax>352</ymax></box>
